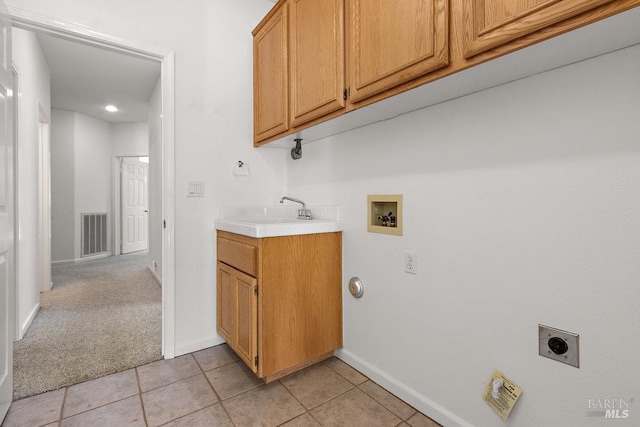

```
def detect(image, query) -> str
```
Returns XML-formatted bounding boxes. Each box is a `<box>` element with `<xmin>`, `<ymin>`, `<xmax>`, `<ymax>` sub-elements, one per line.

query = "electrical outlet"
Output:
<box><xmin>404</xmin><ymin>251</ymin><xmax>417</xmax><ymax>274</ymax></box>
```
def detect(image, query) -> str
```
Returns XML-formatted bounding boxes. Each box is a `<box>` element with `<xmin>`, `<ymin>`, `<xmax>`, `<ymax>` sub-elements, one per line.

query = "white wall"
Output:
<box><xmin>73</xmin><ymin>113</ymin><xmax>112</xmax><ymax>260</ymax></box>
<box><xmin>52</xmin><ymin>111</ymin><xmax>146</xmax><ymax>263</ymax></box>
<box><xmin>287</xmin><ymin>45</ymin><xmax>640</xmax><ymax>426</ymax></box>
<box><xmin>7</xmin><ymin>0</ymin><xmax>289</xmax><ymax>354</ymax></box>
<box><xmin>12</xmin><ymin>27</ymin><xmax>50</xmax><ymax>339</ymax></box>
<box><xmin>148</xmin><ymin>78</ymin><xmax>162</xmax><ymax>280</ymax></box>
<box><xmin>50</xmin><ymin>109</ymin><xmax>74</xmax><ymax>262</ymax></box>
<box><xmin>112</xmin><ymin>122</ymin><xmax>148</xmax><ymax>157</ymax></box>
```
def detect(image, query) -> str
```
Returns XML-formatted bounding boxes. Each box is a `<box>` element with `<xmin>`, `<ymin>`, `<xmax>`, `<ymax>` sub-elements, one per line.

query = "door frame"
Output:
<box><xmin>10</xmin><ymin>9</ymin><xmax>176</xmax><ymax>358</ymax></box>
<box><xmin>11</xmin><ymin>63</ymin><xmax>19</xmax><ymax>340</ymax></box>
<box><xmin>37</xmin><ymin>104</ymin><xmax>50</xmax><ymax>292</ymax></box>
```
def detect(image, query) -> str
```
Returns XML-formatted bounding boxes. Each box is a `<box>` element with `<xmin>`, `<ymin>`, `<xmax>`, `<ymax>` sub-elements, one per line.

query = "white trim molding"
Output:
<box><xmin>175</xmin><ymin>336</ymin><xmax>226</xmax><ymax>358</ymax></box>
<box><xmin>335</xmin><ymin>348</ymin><xmax>474</xmax><ymax>427</ymax></box>
<box><xmin>9</xmin><ymin>7</ymin><xmax>176</xmax><ymax>359</ymax></box>
<box><xmin>18</xmin><ymin>303</ymin><xmax>39</xmax><ymax>341</ymax></box>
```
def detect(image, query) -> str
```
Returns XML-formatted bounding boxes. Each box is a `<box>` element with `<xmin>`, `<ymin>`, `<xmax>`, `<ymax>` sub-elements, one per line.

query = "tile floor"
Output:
<box><xmin>2</xmin><ymin>344</ymin><xmax>442</xmax><ymax>427</ymax></box>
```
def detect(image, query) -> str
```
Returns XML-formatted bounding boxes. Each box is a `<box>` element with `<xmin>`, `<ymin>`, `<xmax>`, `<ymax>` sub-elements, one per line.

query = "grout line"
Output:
<box><xmin>326</xmin><ymin>358</ymin><xmax>423</xmax><ymax>422</ymax></box>
<box><xmin>135</xmin><ymin>367</ymin><xmax>150</xmax><ymax>427</ymax></box>
<box><xmin>155</xmin><ymin>403</ymin><xmax>219</xmax><ymax>426</ymax></box>
<box><xmin>58</xmin><ymin>387</ymin><xmax>68</xmax><ymax>424</ymax></box>
<box><xmin>136</xmin><ymin>355</ymin><xmax>203</xmax><ymax>393</ymax></box>
<box><xmin>307</xmin><ymin>409</ymin><xmax>324</xmax><ymax>426</ymax></box>
<box><xmin>356</xmin><ymin>382</ymin><xmax>417</xmax><ymax>421</ymax></box>
<box><xmin>322</xmin><ymin>358</ymin><xmax>369</xmax><ymax>386</ymax></box>
<box><xmin>196</xmin><ymin>352</ymin><xmax>238</xmax><ymax>426</ymax></box>
<box><xmin>273</xmin><ymin>378</ymin><xmax>309</xmax><ymax>426</ymax></box>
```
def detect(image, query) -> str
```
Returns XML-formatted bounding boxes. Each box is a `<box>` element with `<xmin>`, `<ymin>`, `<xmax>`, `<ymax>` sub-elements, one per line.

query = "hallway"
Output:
<box><xmin>13</xmin><ymin>253</ymin><xmax>161</xmax><ymax>400</ymax></box>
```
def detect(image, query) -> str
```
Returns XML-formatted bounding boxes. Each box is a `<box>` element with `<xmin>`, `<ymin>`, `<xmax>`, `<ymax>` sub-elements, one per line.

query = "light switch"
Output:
<box><xmin>187</xmin><ymin>181</ymin><xmax>204</xmax><ymax>197</ymax></box>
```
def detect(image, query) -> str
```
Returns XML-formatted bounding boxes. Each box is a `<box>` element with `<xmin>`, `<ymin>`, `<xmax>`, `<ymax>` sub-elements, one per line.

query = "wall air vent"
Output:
<box><xmin>81</xmin><ymin>213</ymin><xmax>108</xmax><ymax>257</ymax></box>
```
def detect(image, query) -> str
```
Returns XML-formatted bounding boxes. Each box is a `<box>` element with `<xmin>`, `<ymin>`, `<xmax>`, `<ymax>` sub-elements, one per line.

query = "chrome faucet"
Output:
<box><xmin>280</xmin><ymin>196</ymin><xmax>312</xmax><ymax>220</ymax></box>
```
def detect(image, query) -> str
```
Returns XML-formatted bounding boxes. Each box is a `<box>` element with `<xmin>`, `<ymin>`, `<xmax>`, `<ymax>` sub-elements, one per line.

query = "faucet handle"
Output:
<box><xmin>298</xmin><ymin>208</ymin><xmax>312</xmax><ymax>220</ymax></box>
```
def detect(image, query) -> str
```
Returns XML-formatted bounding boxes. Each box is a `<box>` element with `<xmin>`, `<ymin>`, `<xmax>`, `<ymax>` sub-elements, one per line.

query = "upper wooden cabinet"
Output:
<box><xmin>346</xmin><ymin>0</ymin><xmax>449</xmax><ymax>103</ymax></box>
<box><xmin>290</xmin><ymin>0</ymin><xmax>345</xmax><ymax>127</ymax></box>
<box><xmin>253</xmin><ymin>0</ymin><xmax>638</xmax><ymax>146</ymax></box>
<box><xmin>462</xmin><ymin>0</ymin><xmax>616</xmax><ymax>58</ymax></box>
<box><xmin>253</xmin><ymin>3</ymin><xmax>289</xmax><ymax>144</ymax></box>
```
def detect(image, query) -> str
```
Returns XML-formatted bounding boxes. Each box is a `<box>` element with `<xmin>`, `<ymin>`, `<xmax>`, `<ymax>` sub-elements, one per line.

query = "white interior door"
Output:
<box><xmin>121</xmin><ymin>157</ymin><xmax>148</xmax><ymax>254</ymax></box>
<box><xmin>0</xmin><ymin>0</ymin><xmax>14</xmax><ymax>420</ymax></box>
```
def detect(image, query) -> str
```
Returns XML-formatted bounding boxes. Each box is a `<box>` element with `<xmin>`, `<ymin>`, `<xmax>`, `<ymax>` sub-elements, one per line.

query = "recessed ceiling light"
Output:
<box><xmin>105</xmin><ymin>105</ymin><xmax>118</xmax><ymax>112</ymax></box>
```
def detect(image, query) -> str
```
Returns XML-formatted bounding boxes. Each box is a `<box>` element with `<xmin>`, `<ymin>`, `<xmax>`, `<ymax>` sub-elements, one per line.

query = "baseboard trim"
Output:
<box><xmin>174</xmin><ymin>336</ymin><xmax>226</xmax><ymax>357</ymax></box>
<box><xmin>148</xmin><ymin>265</ymin><xmax>162</xmax><ymax>286</ymax></box>
<box><xmin>52</xmin><ymin>253</ymin><xmax>112</xmax><ymax>266</ymax></box>
<box><xmin>334</xmin><ymin>348</ymin><xmax>473</xmax><ymax>427</ymax></box>
<box><xmin>18</xmin><ymin>303</ymin><xmax>40</xmax><ymax>341</ymax></box>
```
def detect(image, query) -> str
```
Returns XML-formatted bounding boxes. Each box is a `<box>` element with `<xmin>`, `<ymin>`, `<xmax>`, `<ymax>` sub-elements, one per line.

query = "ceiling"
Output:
<box><xmin>35</xmin><ymin>32</ymin><xmax>161</xmax><ymax>123</ymax></box>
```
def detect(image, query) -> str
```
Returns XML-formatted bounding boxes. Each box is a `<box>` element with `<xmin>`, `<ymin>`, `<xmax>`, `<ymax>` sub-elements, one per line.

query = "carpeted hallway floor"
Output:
<box><xmin>12</xmin><ymin>252</ymin><xmax>162</xmax><ymax>400</ymax></box>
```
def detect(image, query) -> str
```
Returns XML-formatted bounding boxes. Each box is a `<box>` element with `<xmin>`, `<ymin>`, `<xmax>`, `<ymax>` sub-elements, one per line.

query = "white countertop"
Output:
<box><xmin>215</xmin><ymin>205</ymin><xmax>343</xmax><ymax>238</ymax></box>
<box><xmin>215</xmin><ymin>218</ymin><xmax>343</xmax><ymax>238</ymax></box>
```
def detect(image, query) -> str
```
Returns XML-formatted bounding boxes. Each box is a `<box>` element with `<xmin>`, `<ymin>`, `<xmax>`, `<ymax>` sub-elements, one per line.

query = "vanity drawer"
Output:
<box><xmin>217</xmin><ymin>235</ymin><xmax>257</xmax><ymax>277</ymax></box>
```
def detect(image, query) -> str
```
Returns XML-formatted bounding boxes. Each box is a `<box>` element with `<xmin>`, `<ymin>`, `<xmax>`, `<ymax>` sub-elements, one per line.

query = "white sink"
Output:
<box><xmin>215</xmin><ymin>205</ymin><xmax>343</xmax><ymax>238</ymax></box>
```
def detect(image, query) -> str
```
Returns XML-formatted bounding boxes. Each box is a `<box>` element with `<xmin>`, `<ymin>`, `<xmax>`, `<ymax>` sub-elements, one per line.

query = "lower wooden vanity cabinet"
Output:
<box><xmin>217</xmin><ymin>230</ymin><xmax>343</xmax><ymax>382</ymax></box>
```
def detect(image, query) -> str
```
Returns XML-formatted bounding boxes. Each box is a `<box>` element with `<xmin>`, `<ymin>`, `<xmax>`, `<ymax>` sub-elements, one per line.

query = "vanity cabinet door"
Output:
<box><xmin>347</xmin><ymin>0</ymin><xmax>449</xmax><ymax>103</ymax></box>
<box><xmin>217</xmin><ymin>262</ymin><xmax>235</xmax><ymax>344</ymax></box>
<box><xmin>462</xmin><ymin>0</ymin><xmax>616</xmax><ymax>58</ymax></box>
<box><xmin>217</xmin><ymin>261</ymin><xmax>258</xmax><ymax>373</ymax></box>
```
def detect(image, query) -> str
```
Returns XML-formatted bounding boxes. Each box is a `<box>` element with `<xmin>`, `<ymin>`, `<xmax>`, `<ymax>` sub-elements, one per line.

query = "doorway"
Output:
<box><xmin>10</xmin><ymin>11</ymin><xmax>176</xmax><ymax>359</ymax></box>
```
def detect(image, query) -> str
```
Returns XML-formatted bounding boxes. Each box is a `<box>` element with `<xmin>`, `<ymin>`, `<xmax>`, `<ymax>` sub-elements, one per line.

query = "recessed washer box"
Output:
<box><xmin>538</xmin><ymin>324</ymin><xmax>579</xmax><ymax>368</ymax></box>
<box><xmin>367</xmin><ymin>194</ymin><xmax>403</xmax><ymax>236</ymax></box>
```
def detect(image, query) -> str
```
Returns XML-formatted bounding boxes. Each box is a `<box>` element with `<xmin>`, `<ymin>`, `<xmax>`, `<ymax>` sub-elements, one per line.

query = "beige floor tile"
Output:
<box><xmin>324</xmin><ymin>357</ymin><xmax>368</xmax><ymax>385</ymax></box>
<box><xmin>3</xmin><ymin>388</ymin><xmax>65</xmax><ymax>427</ymax></box>
<box><xmin>137</xmin><ymin>354</ymin><xmax>201</xmax><ymax>392</ymax></box>
<box><xmin>359</xmin><ymin>380</ymin><xmax>416</xmax><ymax>420</ymax></box>
<box><xmin>280</xmin><ymin>412</ymin><xmax>322</xmax><ymax>426</ymax></box>
<box><xmin>222</xmin><ymin>382</ymin><xmax>305</xmax><ymax>427</ymax></box>
<box><xmin>280</xmin><ymin>364</ymin><xmax>353</xmax><ymax>409</ymax></box>
<box><xmin>311</xmin><ymin>388</ymin><xmax>401</xmax><ymax>427</ymax></box>
<box><xmin>43</xmin><ymin>423</ymin><xmax>59</xmax><ymax>427</ymax></box>
<box><xmin>61</xmin><ymin>395</ymin><xmax>144</xmax><ymax>427</ymax></box>
<box><xmin>63</xmin><ymin>369</ymin><xmax>139</xmax><ymax>417</ymax></box>
<box><xmin>193</xmin><ymin>344</ymin><xmax>240</xmax><ymax>371</ymax></box>
<box><xmin>161</xmin><ymin>403</ymin><xmax>233</xmax><ymax>427</ymax></box>
<box><xmin>142</xmin><ymin>374</ymin><xmax>217</xmax><ymax>426</ymax></box>
<box><xmin>205</xmin><ymin>361</ymin><xmax>263</xmax><ymax>400</ymax></box>
<box><xmin>406</xmin><ymin>412</ymin><xmax>442</xmax><ymax>427</ymax></box>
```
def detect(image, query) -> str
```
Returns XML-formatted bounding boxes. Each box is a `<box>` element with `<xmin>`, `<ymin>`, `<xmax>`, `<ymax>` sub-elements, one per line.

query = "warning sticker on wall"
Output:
<box><xmin>483</xmin><ymin>370</ymin><xmax>523</xmax><ymax>420</ymax></box>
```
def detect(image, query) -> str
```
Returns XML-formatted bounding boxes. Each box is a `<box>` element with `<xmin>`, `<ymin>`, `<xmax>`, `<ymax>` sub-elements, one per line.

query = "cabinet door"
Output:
<box><xmin>462</xmin><ymin>0</ymin><xmax>615</xmax><ymax>58</ymax></box>
<box><xmin>290</xmin><ymin>0</ymin><xmax>345</xmax><ymax>127</ymax></box>
<box><xmin>234</xmin><ymin>269</ymin><xmax>258</xmax><ymax>372</ymax></box>
<box><xmin>217</xmin><ymin>262</ymin><xmax>234</xmax><ymax>343</ymax></box>
<box><xmin>347</xmin><ymin>0</ymin><xmax>449</xmax><ymax>103</ymax></box>
<box><xmin>254</xmin><ymin>3</ymin><xmax>289</xmax><ymax>144</ymax></box>
<box><xmin>216</xmin><ymin>262</ymin><xmax>258</xmax><ymax>373</ymax></box>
